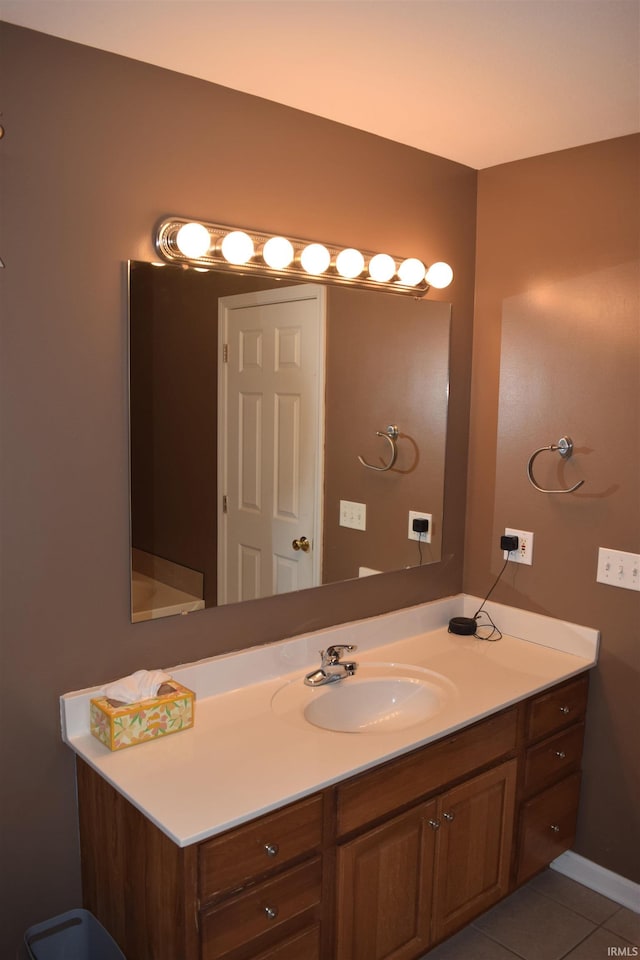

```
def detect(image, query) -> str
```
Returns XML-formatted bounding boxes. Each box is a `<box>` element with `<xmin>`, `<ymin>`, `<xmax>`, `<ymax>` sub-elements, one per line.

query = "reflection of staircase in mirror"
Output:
<box><xmin>131</xmin><ymin>548</ymin><xmax>204</xmax><ymax>622</ymax></box>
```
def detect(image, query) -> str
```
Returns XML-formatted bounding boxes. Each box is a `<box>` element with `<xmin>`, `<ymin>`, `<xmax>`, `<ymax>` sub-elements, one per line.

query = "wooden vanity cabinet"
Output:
<box><xmin>198</xmin><ymin>794</ymin><xmax>326</xmax><ymax>960</ymax></box>
<box><xmin>334</xmin><ymin>710</ymin><xmax>519</xmax><ymax>960</ymax></box>
<box><xmin>77</xmin><ymin>761</ymin><xmax>327</xmax><ymax>960</ymax></box>
<box><xmin>514</xmin><ymin>673</ymin><xmax>588</xmax><ymax>886</ymax></box>
<box><xmin>77</xmin><ymin>673</ymin><xmax>589</xmax><ymax>960</ymax></box>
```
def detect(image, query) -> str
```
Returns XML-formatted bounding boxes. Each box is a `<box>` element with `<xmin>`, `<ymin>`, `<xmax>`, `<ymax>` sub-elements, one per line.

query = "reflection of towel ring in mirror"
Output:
<box><xmin>358</xmin><ymin>425</ymin><xmax>399</xmax><ymax>472</ymax></box>
<box><xmin>526</xmin><ymin>436</ymin><xmax>585</xmax><ymax>494</ymax></box>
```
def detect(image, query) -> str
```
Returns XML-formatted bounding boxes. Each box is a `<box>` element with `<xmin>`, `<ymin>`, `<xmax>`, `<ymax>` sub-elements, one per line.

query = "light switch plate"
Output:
<box><xmin>596</xmin><ymin>547</ymin><xmax>640</xmax><ymax>591</ymax></box>
<box><xmin>339</xmin><ymin>499</ymin><xmax>366</xmax><ymax>531</ymax></box>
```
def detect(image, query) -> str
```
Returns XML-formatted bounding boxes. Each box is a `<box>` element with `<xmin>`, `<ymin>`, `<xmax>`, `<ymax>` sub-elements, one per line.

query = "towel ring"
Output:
<box><xmin>526</xmin><ymin>436</ymin><xmax>585</xmax><ymax>494</ymax></box>
<box><xmin>358</xmin><ymin>425</ymin><xmax>399</xmax><ymax>472</ymax></box>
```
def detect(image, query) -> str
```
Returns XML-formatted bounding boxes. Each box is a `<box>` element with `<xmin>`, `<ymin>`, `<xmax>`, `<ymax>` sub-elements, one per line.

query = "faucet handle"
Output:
<box><xmin>323</xmin><ymin>644</ymin><xmax>358</xmax><ymax>664</ymax></box>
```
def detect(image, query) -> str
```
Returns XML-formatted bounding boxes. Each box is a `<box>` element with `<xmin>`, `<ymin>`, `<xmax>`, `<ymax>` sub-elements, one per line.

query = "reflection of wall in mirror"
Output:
<box><xmin>129</xmin><ymin>262</ymin><xmax>449</xmax><ymax>608</ymax></box>
<box><xmin>323</xmin><ymin>286</ymin><xmax>449</xmax><ymax>582</ymax></box>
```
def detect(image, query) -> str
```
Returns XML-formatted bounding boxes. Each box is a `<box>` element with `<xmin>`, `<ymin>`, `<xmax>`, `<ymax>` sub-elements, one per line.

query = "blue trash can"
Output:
<box><xmin>24</xmin><ymin>909</ymin><xmax>126</xmax><ymax>960</ymax></box>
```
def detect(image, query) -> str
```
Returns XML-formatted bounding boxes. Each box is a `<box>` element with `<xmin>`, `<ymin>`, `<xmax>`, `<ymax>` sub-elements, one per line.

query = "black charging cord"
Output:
<box><xmin>448</xmin><ymin>554</ymin><xmax>510</xmax><ymax>641</ymax></box>
<box><xmin>470</xmin><ymin>556</ymin><xmax>509</xmax><ymax>641</ymax></box>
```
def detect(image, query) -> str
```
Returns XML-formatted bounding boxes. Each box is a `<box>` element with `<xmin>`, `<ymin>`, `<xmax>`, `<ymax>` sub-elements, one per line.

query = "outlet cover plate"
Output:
<box><xmin>408</xmin><ymin>511</ymin><xmax>432</xmax><ymax>543</ymax></box>
<box><xmin>504</xmin><ymin>527</ymin><xmax>534</xmax><ymax>565</ymax></box>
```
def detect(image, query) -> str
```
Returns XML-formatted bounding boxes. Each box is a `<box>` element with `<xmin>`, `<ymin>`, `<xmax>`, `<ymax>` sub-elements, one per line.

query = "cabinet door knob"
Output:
<box><xmin>550</xmin><ymin>824</ymin><xmax>561</xmax><ymax>833</ymax></box>
<box><xmin>264</xmin><ymin>842</ymin><xmax>279</xmax><ymax>857</ymax></box>
<box><xmin>559</xmin><ymin>705</ymin><xmax>570</xmax><ymax>714</ymax></box>
<box><xmin>264</xmin><ymin>905</ymin><xmax>279</xmax><ymax>920</ymax></box>
<box><xmin>443</xmin><ymin>811</ymin><xmax>455</xmax><ymax>822</ymax></box>
<box><xmin>555</xmin><ymin>750</ymin><xmax>566</xmax><ymax>759</ymax></box>
<box><xmin>428</xmin><ymin>818</ymin><xmax>441</xmax><ymax>830</ymax></box>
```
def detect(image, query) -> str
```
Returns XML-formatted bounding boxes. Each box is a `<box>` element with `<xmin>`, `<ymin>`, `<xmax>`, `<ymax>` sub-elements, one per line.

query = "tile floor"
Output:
<box><xmin>421</xmin><ymin>869</ymin><xmax>639</xmax><ymax>960</ymax></box>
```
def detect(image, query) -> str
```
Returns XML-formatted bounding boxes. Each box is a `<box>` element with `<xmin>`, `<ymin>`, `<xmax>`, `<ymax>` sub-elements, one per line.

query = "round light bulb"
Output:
<box><xmin>221</xmin><ymin>231</ymin><xmax>255</xmax><ymax>265</ymax></box>
<box><xmin>175</xmin><ymin>222</ymin><xmax>211</xmax><ymax>259</ymax></box>
<box><xmin>397</xmin><ymin>257</ymin><xmax>426</xmax><ymax>286</ymax></box>
<box><xmin>425</xmin><ymin>261</ymin><xmax>454</xmax><ymax>289</ymax></box>
<box><xmin>262</xmin><ymin>236</ymin><xmax>294</xmax><ymax>270</ymax></box>
<box><xmin>300</xmin><ymin>243</ymin><xmax>331</xmax><ymax>275</ymax></box>
<box><xmin>368</xmin><ymin>253</ymin><xmax>396</xmax><ymax>283</ymax></box>
<box><xmin>335</xmin><ymin>247</ymin><xmax>365</xmax><ymax>279</ymax></box>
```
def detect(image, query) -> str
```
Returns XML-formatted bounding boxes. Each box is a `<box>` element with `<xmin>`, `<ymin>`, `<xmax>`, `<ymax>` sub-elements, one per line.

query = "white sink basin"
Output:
<box><xmin>271</xmin><ymin>663</ymin><xmax>456</xmax><ymax>734</ymax></box>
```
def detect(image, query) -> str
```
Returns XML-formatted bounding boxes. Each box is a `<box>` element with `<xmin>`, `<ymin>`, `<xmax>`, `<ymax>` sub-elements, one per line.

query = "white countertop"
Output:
<box><xmin>61</xmin><ymin>595</ymin><xmax>599</xmax><ymax>848</ymax></box>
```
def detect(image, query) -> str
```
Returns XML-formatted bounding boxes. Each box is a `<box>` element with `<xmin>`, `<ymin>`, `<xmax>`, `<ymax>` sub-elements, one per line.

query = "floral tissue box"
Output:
<box><xmin>90</xmin><ymin>681</ymin><xmax>195</xmax><ymax>751</ymax></box>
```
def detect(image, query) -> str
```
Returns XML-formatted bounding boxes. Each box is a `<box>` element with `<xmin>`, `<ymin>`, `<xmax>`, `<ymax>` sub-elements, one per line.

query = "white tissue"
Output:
<box><xmin>103</xmin><ymin>669</ymin><xmax>172</xmax><ymax>704</ymax></box>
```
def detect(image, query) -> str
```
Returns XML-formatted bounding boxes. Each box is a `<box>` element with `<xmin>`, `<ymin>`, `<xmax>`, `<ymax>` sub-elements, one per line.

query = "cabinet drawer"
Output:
<box><xmin>200</xmin><ymin>858</ymin><xmax>322</xmax><ymax>960</ymax></box>
<box><xmin>251</xmin><ymin>924</ymin><xmax>321</xmax><ymax>960</ymax></box>
<box><xmin>516</xmin><ymin>773</ymin><xmax>581</xmax><ymax>885</ymax></box>
<box><xmin>199</xmin><ymin>794</ymin><xmax>323</xmax><ymax>901</ymax></box>
<box><xmin>526</xmin><ymin>675</ymin><xmax>588</xmax><ymax>743</ymax></box>
<box><xmin>337</xmin><ymin>708</ymin><xmax>518</xmax><ymax>836</ymax></box>
<box><xmin>523</xmin><ymin>723</ymin><xmax>584</xmax><ymax>797</ymax></box>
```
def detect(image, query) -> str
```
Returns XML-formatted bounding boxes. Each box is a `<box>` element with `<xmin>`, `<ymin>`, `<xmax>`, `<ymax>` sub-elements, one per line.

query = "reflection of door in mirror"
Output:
<box><xmin>129</xmin><ymin>263</ymin><xmax>287</xmax><ymax>622</ymax></box>
<box><xmin>218</xmin><ymin>285</ymin><xmax>326</xmax><ymax>604</ymax></box>
<box><xmin>129</xmin><ymin>261</ymin><xmax>451</xmax><ymax>623</ymax></box>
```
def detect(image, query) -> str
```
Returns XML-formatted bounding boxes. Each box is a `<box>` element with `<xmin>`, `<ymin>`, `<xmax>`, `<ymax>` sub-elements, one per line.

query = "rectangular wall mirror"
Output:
<box><xmin>129</xmin><ymin>260</ymin><xmax>451</xmax><ymax>622</ymax></box>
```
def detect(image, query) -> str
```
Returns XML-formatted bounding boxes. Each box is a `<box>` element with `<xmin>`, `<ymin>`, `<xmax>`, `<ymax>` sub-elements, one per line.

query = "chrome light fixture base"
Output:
<box><xmin>154</xmin><ymin>217</ymin><xmax>452</xmax><ymax>298</ymax></box>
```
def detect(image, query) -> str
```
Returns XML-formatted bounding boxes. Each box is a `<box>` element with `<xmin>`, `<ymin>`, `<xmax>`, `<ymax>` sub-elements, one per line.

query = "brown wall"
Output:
<box><xmin>466</xmin><ymin>136</ymin><xmax>640</xmax><ymax>882</ymax></box>
<box><xmin>0</xmin><ymin>24</ymin><xmax>476</xmax><ymax>954</ymax></box>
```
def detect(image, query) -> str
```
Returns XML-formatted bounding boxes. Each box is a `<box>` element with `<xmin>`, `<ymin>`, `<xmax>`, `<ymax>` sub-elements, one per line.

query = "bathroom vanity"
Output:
<box><xmin>62</xmin><ymin>597</ymin><xmax>597</xmax><ymax>960</ymax></box>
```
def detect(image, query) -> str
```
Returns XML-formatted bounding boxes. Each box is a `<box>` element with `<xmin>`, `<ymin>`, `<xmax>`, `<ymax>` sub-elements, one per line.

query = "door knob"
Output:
<box><xmin>292</xmin><ymin>536</ymin><xmax>310</xmax><ymax>552</ymax></box>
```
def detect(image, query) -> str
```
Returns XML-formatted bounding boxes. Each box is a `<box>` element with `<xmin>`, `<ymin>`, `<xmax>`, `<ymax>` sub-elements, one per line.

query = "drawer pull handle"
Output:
<box><xmin>264</xmin><ymin>905</ymin><xmax>279</xmax><ymax>920</ymax></box>
<box><xmin>443</xmin><ymin>811</ymin><xmax>455</xmax><ymax>822</ymax></box>
<box><xmin>555</xmin><ymin>750</ymin><xmax>566</xmax><ymax>759</ymax></box>
<box><xmin>559</xmin><ymin>706</ymin><xmax>570</xmax><ymax>714</ymax></box>
<box><xmin>428</xmin><ymin>819</ymin><xmax>441</xmax><ymax>830</ymax></box>
<box><xmin>264</xmin><ymin>842</ymin><xmax>280</xmax><ymax>857</ymax></box>
<box><xmin>550</xmin><ymin>824</ymin><xmax>561</xmax><ymax>833</ymax></box>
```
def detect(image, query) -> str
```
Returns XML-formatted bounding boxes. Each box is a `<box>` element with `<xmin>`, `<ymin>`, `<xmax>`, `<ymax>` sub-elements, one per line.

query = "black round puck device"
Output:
<box><xmin>448</xmin><ymin>616</ymin><xmax>477</xmax><ymax>636</ymax></box>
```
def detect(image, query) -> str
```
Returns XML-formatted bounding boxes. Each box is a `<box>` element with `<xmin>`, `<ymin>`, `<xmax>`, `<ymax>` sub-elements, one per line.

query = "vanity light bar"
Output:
<box><xmin>154</xmin><ymin>218</ymin><xmax>453</xmax><ymax>296</ymax></box>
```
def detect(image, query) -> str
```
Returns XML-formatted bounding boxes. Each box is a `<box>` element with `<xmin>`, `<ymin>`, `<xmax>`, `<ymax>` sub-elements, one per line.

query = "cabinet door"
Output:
<box><xmin>336</xmin><ymin>800</ymin><xmax>438</xmax><ymax>960</ymax></box>
<box><xmin>431</xmin><ymin>759</ymin><xmax>517</xmax><ymax>944</ymax></box>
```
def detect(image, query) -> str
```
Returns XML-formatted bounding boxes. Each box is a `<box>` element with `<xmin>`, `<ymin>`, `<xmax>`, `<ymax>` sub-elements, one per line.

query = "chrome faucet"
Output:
<box><xmin>304</xmin><ymin>645</ymin><xmax>359</xmax><ymax>687</ymax></box>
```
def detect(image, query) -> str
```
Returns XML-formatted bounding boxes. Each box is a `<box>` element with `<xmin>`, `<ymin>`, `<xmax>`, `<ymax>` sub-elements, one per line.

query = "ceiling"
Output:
<box><xmin>2</xmin><ymin>0</ymin><xmax>638</xmax><ymax>169</ymax></box>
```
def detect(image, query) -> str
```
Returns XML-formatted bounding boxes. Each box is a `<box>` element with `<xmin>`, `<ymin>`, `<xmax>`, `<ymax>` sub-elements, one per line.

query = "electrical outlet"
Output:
<box><xmin>596</xmin><ymin>547</ymin><xmax>640</xmax><ymax>591</ymax></box>
<box><xmin>408</xmin><ymin>511</ymin><xmax>432</xmax><ymax>542</ymax></box>
<box><xmin>503</xmin><ymin>527</ymin><xmax>534</xmax><ymax>565</ymax></box>
<box><xmin>339</xmin><ymin>499</ymin><xmax>366</xmax><ymax>531</ymax></box>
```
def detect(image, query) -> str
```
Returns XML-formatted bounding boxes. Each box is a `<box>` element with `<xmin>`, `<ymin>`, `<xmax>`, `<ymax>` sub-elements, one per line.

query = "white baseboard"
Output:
<box><xmin>552</xmin><ymin>851</ymin><xmax>640</xmax><ymax>913</ymax></box>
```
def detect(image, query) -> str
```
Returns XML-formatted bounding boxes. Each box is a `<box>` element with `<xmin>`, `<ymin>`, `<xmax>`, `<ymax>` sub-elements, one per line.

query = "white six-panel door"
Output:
<box><xmin>218</xmin><ymin>284</ymin><xmax>325</xmax><ymax>604</ymax></box>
